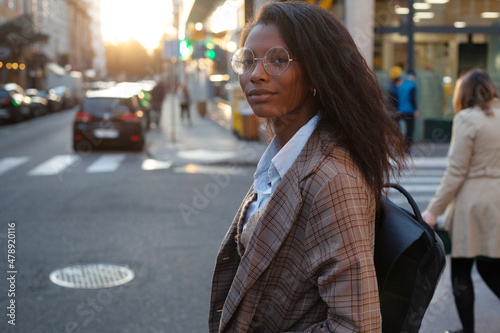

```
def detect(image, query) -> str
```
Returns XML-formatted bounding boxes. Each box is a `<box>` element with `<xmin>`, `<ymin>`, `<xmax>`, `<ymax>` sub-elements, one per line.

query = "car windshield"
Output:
<box><xmin>83</xmin><ymin>97</ymin><xmax>133</xmax><ymax>115</ymax></box>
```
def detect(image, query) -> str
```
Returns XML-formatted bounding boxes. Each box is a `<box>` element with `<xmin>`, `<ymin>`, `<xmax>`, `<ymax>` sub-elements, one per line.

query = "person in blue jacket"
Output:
<box><xmin>395</xmin><ymin>70</ymin><xmax>419</xmax><ymax>153</ymax></box>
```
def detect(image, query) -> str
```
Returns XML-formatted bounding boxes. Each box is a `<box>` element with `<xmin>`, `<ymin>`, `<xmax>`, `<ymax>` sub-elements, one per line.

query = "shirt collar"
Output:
<box><xmin>254</xmin><ymin>114</ymin><xmax>319</xmax><ymax>182</ymax></box>
<box><xmin>272</xmin><ymin>114</ymin><xmax>319</xmax><ymax>178</ymax></box>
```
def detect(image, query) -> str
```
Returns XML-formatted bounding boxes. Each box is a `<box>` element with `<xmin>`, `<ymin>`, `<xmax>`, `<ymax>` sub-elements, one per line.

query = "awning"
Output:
<box><xmin>187</xmin><ymin>0</ymin><xmax>220</xmax><ymax>24</ymax></box>
<box><xmin>0</xmin><ymin>14</ymin><xmax>49</xmax><ymax>47</ymax></box>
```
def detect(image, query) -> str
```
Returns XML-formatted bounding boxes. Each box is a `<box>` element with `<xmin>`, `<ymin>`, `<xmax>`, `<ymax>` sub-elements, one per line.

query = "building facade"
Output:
<box><xmin>68</xmin><ymin>0</ymin><xmax>92</xmax><ymax>71</ymax></box>
<box><xmin>0</xmin><ymin>0</ymin><xmax>103</xmax><ymax>87</ymax></box>
<box><xmin>82</xmin><ymin>0</ymin><xmax>106</xmax><ymax>79</ymax></box>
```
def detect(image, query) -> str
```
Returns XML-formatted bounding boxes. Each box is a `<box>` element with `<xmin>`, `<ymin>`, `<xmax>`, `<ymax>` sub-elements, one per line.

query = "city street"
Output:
<box><xmin>1</xmin><ymin>101</ymin><xmax>499</xmax><ymax>333</ymax></box>
<box><xmin>0</xmin><ymin>108</ymin><xmax>255</xmax><ymax>332</ymax></box>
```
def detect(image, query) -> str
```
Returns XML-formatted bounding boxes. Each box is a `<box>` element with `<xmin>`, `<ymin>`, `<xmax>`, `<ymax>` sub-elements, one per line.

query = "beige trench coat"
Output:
<box><xmin>427</xmin><ymin>99</ymin><xmax>500</xmax><ymax>258</ymax></box>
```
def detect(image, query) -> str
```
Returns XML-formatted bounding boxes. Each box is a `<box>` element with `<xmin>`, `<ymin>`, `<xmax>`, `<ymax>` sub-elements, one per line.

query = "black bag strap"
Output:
<box><xmin>385</xmin><ymin>183</ymin><xmax>423</xmax><ymax>221</ymax></box>
<box><xmin>382</xmin><ymin>183</ymin><xmax>439</xmax><ymax>242</ymax></box>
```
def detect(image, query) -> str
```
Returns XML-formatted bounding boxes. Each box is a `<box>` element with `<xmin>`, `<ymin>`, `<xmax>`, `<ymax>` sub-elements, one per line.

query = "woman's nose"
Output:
<box><xmin>249</xmin><ymin>59</ymin><xmax>270</xmax><ymax>82</ymax></box>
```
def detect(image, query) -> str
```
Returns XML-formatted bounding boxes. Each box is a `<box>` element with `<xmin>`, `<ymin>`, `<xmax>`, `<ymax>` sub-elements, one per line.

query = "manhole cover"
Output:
<box><xmin>49</xmin><ymin>264</ymin><xmax>135</xmax><ymax>289</ymax></box>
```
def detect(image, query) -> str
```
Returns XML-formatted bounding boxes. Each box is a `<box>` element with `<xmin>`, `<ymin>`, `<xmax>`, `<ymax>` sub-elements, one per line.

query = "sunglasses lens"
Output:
<box><xmin>231</xmin><ymin>48</ymin><xmax>254</xmax><ymax>75</ymax></box>
<box><xmin>265</xmin><ymin>47</ymin><xmax>290</xmax><ymax>76</ymax></box>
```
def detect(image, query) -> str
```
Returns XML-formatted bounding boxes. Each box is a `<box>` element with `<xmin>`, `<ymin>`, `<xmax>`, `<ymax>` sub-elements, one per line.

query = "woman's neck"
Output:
<box><xmin>272</xmin><ymin>111</ymin><xmax>316</xmax><ymax>147</ymax></box>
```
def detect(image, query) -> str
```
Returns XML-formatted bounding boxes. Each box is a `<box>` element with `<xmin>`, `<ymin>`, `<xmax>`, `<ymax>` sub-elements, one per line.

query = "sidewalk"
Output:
<box><xmin>146</xmin><ymin>94</ymin><xmax>267</xmax><ymax>166</ymax></box>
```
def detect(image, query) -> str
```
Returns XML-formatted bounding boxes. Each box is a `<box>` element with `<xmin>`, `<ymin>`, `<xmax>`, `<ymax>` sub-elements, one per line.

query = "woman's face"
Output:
<box><xmin>239</xmin><ymin>23</ymin><xmax>315</xmax><ymax>123</ymax></box>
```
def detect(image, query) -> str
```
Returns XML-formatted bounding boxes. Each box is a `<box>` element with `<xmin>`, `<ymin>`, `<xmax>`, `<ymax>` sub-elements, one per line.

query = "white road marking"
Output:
<box><xmin>0</xmin><ymin>157</ymin><xmax>30</xmax><ymax>175</ymax></box>
<box><xmin>86</xmin><ymin>154</ymin><xmax>126</xmax><ymax>173</ymax></box>
<box><xmin>176</xmin><ymin>149</ymin><xmax>236</xmax><ymax>163</ymax></box>
<box><xmin>409</xmin><ymin>156</ymin><xmax>448</xmax><ymax>168</ymax></box>
<box><xmin>389</xmin><ymin>184</ymin><xmax>440</xmax><ymax>193</ymax></box>
<box><xmin>397</xmin><ymin>176</ymin><xmax>443</xmax><ymax>184</ymax></box>
<box><xmin>173</xmin><ymin>164</ymin><xmax>250</xmax><ymax>175</ymax></box>
<box><xmin>28</xmin><ymin>155</ymin><xmax>80</xmax><ymax>176</ymax></box>
<box><xmin>388</xmin><ymin>195</ymin><xmax>435</xmax><ymax>206</ymax></box>
<box><xmin>141</xmin><ymin>159</ymin><xmax>172</xmax><ymax>170</ymax></box>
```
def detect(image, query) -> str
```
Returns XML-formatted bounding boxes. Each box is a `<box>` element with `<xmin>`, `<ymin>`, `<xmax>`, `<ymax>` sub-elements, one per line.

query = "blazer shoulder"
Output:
<box><xmin>300</xmin><ymin>144</ymin><xmax>367</xmax><ymax>201</ymax></box>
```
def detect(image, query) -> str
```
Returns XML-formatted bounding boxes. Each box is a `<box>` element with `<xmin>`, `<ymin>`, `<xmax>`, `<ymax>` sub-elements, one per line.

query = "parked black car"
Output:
<box><xmin>73</xmin><ymin>87</ymin><xmax>148</xmax><ymax>152</ymax></box>
<box><xmin>52</xmin><ymin>86</ymin><xmax>73</xmax><ymax>109</ymax></box>
<box><xmin>25</xmin><ymin>88</ymin><xmax>49</xmax><ymax>117</ymax></box>
<box><xmin>39</xmin><ymin>89</ymin><xmax>63</xmax><ymax>113</ymax></box>
<box><xmin>0</xmin><ymin>83</ymin><xmax>32</xmax><ymax>123</ymax></box>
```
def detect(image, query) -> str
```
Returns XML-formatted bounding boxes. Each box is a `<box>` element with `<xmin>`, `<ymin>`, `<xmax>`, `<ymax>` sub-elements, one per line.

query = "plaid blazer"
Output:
<box><xmin>209</xmin><ymin>131</ymin><xmax>381</xmax><ymax>332</ymax></box>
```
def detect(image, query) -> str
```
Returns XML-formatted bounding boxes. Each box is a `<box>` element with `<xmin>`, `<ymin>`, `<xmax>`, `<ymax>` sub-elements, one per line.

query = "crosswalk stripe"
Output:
<box><xmin>409</xmin><ymin>157</ymin><xmax>448</xmax><ymax>167</ymax></box>
<box><xmin>2</xmin><ymin>154</ymin><xmax>450</xmax><ymax>178</ymax></box>
<box><xmin>397</xmin><ymin>176</ymin><xmax>443</xmax><ymax>184</ymax></box>
<box><xmin>0</xmin><ymin>157</ymin><xmax>30</xmax><ymax>176</ymax></box>
<box><xmin>389</xmin><ymin>195</ymin><xmax>434</xmax><ymax>206</ymax></box>
<box><xmin>28</xmin><ymin>155</ymin><xmax>80</xmax><ymax>176</ymax></box>
<box><xmin>390</xmin><ymin>184</ymin><xmax>439</xmax><ymax>193</ymax></box>
<box><xmin>413</xmin><ymin>169</ymin><xmax>445</xmax><ymax>176</ymax></box>
<box><xmin>87</xmin><ymin>154</ymin><xmax>126</xmax><ymax>173</ymax></box>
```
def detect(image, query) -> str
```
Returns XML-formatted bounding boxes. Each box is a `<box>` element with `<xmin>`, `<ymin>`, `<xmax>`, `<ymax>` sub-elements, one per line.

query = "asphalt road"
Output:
<box><xmin>0</xmin><ymin>111</ymin><xmax>254</xmax><ymax>332</ymax></box>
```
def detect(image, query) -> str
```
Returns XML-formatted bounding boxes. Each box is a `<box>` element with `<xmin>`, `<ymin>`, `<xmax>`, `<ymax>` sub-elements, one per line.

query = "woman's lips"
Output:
<box><xmin>247</xmin><ymin>89</ymin><xmax>276</xmax><ymax>103</ymax></box>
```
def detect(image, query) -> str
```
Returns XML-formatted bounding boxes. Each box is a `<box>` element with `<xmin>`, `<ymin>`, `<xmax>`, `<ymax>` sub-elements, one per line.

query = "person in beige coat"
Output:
<box><xmin>422</xmin><ymin>69</ymin><xmax>500</xmax><ymax>333</ymax></box>
<box><xmin>209</xmin><ymin>2</ymin><xmax>407</xmax><ymax>332</ymax></box>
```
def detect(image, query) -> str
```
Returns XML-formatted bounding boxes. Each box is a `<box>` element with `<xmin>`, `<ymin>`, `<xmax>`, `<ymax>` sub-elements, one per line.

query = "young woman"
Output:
<box><xmin>422</xmin><ymin>69</ymin><xmax>500</xmax><ymax>333</ymax></box>
<box><xmin>209</xmin><ymin>2</ymin><xmax>406</xmax><ymax>332</ymax></box>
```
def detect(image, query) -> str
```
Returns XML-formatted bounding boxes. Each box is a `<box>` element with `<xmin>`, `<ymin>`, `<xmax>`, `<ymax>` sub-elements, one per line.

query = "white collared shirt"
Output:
<box><xmin>243</xmin><ymin>114</ymin><xmax>319</xmax><ymax>229</ymax></box>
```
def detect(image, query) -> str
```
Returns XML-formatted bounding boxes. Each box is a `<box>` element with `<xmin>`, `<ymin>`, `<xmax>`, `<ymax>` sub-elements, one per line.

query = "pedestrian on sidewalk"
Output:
<box><xmin>177</xmin><ymin>83</ymin><xmax>192</xmax><ymax>126</ymax></box>
<box><xmin>387</xmin><ymin>65</ymin><xmax>402</xmax><ymax>113</ymax></box>
<box><xmin>394</xmin><ymin>70</ymin><xmax>419</xmax><ymax>154</ymax></box>
<box><xmin>422</xmin><ymin>69</ymin><xmax>500</xmax><ymax>333</ymax></box>
<box><xmin>209</xmin><ymin>2</ymin><xmax>406</xmax><ymax>332</ymax></box>
<box><xmin>151</xmin><ymin>79</ymin><xmax>166</xmax><ymax>125</ymax></box>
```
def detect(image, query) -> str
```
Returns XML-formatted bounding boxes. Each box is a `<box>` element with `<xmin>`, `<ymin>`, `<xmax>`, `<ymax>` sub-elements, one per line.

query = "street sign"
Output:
<box><xmin>162</xmin><ymin>39</ymin><xmax>180</xmax><ymax>60</ymax></box>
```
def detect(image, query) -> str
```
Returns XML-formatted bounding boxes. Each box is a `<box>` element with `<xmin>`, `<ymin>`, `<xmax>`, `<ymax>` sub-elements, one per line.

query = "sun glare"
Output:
<box><xmin>101</xmin><ymin>0</ymin><xmax>174</xmax><ymax>51</ymax></box>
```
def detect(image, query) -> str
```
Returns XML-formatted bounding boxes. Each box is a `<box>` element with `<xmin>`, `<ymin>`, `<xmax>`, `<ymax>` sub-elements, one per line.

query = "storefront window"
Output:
<box><xmin>375</xmin><ymin>0</ymin><xmax>500</xmax><ymax>140</ymax></box>
<box><xmin>375</xmin><ymin>0</ymin><xmax>407</xmax><ymax>27</ymax></box>
<box><xmin>413</xmin><ymin>0</ymin><xmax>499</xmax><ymax>27</ymax></box>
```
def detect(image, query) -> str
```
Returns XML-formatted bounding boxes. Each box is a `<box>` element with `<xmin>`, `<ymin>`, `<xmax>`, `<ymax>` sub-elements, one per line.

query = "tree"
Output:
<box><xmin>105</xmin><ymin>39</ymin><xmax>151</xmax><ymax>80</ymax></box>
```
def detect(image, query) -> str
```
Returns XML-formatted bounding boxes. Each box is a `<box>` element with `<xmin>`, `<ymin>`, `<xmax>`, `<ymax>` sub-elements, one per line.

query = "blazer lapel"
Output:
<box><xmin>219</xmin><ymin>131</ymin><xmax>329</xmax><ymax>332</ymax></box>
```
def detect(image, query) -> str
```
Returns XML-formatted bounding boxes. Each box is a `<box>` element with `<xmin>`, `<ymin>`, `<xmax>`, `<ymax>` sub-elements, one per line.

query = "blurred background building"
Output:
<box><xmin>179</xmin><ymin>0</ymin><xmax>500</xmax><ymax>141</ymax></box>
<box><xmin>0</xmin><ymin>0</ymin><xmax>105</xmax><ymax>90</ymax></box>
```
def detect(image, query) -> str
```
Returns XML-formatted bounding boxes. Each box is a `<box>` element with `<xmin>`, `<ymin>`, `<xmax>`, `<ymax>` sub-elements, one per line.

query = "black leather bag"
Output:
<box><xmin>375</xmin><ymin>183</ymin><xmax>446</xmax><ymax>333</ymax></box>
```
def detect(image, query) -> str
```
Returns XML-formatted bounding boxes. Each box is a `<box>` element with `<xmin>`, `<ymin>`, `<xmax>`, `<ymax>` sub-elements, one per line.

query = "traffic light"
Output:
<box><xmin>179</xmin><ymin>39</ymin><xmax>193</xmax><ymax>60</ymax></box>
<box><xmin>205</xmin><ymin>40</ymin><xmax>216</xmax><ymax>59</ymax></box>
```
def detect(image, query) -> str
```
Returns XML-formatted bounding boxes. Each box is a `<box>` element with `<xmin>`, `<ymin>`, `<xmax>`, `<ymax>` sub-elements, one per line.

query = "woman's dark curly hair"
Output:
<box><xmin>240</xmin><ymin>1</ymin><xmax>406</xmax><ymax>208</ymax></box>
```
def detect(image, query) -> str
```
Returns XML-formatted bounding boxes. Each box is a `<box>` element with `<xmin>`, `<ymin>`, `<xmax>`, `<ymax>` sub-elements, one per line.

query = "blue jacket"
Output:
<box><xmin>397</xmin><ymin>79</ymin><xmax>417</xmax><ymax>114</ymax></box>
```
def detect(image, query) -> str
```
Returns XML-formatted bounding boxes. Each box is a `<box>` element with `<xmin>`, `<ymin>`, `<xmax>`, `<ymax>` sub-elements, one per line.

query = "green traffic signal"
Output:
<box><xmin>205</xmin><ymin>49</ymin><xmax>216</xmax><ymax>59</ymax></box>
<box><xmin>179</xmin><ymin>39</ymin><xmax>193</xmax><ymax>60</ymax></box>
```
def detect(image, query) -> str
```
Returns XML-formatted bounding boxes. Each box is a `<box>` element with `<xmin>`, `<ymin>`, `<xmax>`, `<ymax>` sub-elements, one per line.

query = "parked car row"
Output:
<box><xmin>0</xmin><ymin>83</ymin><xmax>75</xmax><ymax>124</ymax></box>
